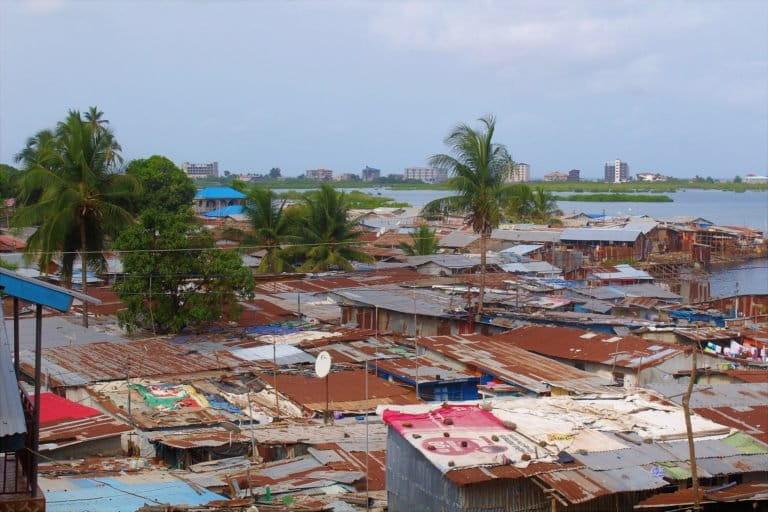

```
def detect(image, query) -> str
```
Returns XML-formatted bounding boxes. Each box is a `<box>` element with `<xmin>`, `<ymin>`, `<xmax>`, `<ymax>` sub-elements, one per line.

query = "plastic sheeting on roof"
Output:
<box><xmin>203</xmin><ymin>205</ymin><xmax>245</xmax><ymax>217</ymax></box>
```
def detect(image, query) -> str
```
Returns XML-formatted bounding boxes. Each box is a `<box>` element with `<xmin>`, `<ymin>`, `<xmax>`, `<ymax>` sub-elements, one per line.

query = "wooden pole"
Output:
<box><xmin>682</xmin><ymin>343</ymin><xmax>701</xmax><ymax>511</ymax></box>
<box><xmin>31</xmin><ymin>304</ymin><xmax>42</xmax><ymax>497</ymax></box>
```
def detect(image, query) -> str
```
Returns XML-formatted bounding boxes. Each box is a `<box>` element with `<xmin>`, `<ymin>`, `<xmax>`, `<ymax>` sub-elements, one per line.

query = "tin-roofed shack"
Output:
<box><xmin>382</xmin><ymin>396</ymin><xmax>768</xmax><ymax>512</ymax></box>
<box><xmin>560</xmin><ymin>227</ymin><xmax>650</xmax><ymax>262</ymax></box>
<box><xmin>389</xmin><ymin>333</ymin><xmax>617</xmax><ymax>397</ymax></box>
<box><xmin>497</xmin><ymin>325</ymin><xmax>722</xmax><ymax>388</ymax></box>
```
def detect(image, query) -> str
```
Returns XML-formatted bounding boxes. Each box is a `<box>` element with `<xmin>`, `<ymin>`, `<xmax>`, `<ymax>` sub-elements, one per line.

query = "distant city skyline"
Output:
<box><xmin>1</xmin><ymin>1</ymin><xmax>766</xmax><ymax>179</ymax></box>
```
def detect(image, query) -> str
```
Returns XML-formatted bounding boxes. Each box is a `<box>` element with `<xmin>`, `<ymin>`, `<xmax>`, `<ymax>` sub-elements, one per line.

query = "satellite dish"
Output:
<box><xmin>315</xmin><ymin>351</ymin><xmax>332</xmax><ymax>378</ymax></box>
<box><xmin>220</xmin><ymin>421</ymin><xmax>241</xmax><ymax>433</ymax></box>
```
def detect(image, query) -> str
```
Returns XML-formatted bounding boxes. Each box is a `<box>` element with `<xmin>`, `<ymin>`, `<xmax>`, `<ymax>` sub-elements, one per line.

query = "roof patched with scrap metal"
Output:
<box><xmin>491</xmin><ymin>229</ymin><xmax>561</xmax><ymax>243</ymax></box>
<box><xmin>497</xmin><ymin>325</ymin><xmax>684</xmax><ymax>370</ymax></box>
<box><xmin>414</xmin><ymin>333</ymin><xmax>616</xmax><ymax>394</ymax></box>
<box><xmin>20</xmin><ymin>338</ymin><xmax>241</xmax><ymax>387</ymax></box>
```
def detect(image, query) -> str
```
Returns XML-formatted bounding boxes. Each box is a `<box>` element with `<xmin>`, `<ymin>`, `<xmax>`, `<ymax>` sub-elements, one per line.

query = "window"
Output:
<box><xmin>613</xmin><ymin>372</ymin><xmax>625</xmax><ymax>386</ymax></box>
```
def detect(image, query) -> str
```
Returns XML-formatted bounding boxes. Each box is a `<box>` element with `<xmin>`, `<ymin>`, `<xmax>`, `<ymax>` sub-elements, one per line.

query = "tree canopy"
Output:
<box><xmin>114</xmin><ymin>210</ymin><xmax>254</xmax><ymax>334</ymax></box>
<box><xmin>293</xmin><ymin>184</ymin><xmax>373</xmax><ymax>272</ymax></box>
<box><xmin>125</xmin><ymin>155</ymin><xmax>196</xmax><ymax>214</ymax></box>
<box><xmin>13</xmin><ymin>108</ymin><xmax>139</xmax><ymax>326</ymax></box>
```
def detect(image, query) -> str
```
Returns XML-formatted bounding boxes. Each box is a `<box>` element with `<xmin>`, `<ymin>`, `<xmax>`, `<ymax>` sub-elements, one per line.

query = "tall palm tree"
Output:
<box><xmin>295</xmin><ymin>184</ymin><xmax>373</xmax><ymax>272</ymax></box>
<box><xmin>244</xmin><ymin>187</ymin><xmax>294</xmax><ymax>274</ymax></box>
<box><xmin>400</xmin><ymin>224</ymin><xmax>440</xmax><ymax>256</ymax></box>
<box><xmin>423</xmin><ymin>115</ymin><xmax>513</xmax><ymax>313</ymax></box>
<box><xmin>14</xmin><ymin>109</ymin><xmax>139</xmax><ymax>327</ymax></box>
<box><xmin>530</xmin><ymin>187</ymin><xmax>561</xmax><ymax>223</ymax></box>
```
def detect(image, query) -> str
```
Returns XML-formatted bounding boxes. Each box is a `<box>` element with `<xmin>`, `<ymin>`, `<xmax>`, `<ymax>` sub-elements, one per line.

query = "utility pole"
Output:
<box><xmin>682</xmin><ymin>342</ymin><xmax>701</xmax><ymax>511</ymax></box>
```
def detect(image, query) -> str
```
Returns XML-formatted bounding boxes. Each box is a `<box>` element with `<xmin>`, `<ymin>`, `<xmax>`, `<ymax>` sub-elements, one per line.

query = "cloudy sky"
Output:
<box><xmin>1</xmin><ymin>0</ymin><xmax>766</xmax><ymax>178</ymax></box>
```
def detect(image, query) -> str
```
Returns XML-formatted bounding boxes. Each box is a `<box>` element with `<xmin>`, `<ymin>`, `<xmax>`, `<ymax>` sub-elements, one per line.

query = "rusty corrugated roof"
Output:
<box><xmin>497</xmin><ymin>325</ymin><xmax>684</xmax><ymax>370</ymax></box>
<box><xmin>416</xmin><ymin>333</ymin><xmax>615</xmax><ymax>395</ymax></box>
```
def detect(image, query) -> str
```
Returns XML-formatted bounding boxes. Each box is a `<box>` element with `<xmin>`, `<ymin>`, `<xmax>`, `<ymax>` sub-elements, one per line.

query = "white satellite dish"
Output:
<box><xmin>315</xmin><ymin>351</ymin><xmax>332</xmax><ymax>378</ymax></box>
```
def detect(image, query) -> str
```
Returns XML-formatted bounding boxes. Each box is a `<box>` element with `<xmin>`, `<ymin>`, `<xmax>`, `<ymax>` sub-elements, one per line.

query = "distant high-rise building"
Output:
<box><xmin>182</xmin><ymin>161</ymin><xmax>219</xmax><ymax>179</ymax></box>
<box><xmin>505</xmin><ymin>162</ymin><xmax>530</xmax><ymax>183</ymax></box>
<box><xmin>305</xmin><ymin>168</ymin><xmax>334</xmax><ymax>181</ymax></box>
<box><xmin>361</xmin><ymin>166</ymin><xmax>381</xmax><ymax>182</ymax></box>
<box><xmin>604</xmin><ymin>159</ymin><xmax>629</xmax><ymax>183</ymax></box>
<box><xmin>568</xmin><ymin>169</ymin><xmax>581</xmax><ymax>181</ymax></box>
<box><xmin>403</xmin><ymin>167</ymin><xmax>448</xmax><ymax>183</ymax></box>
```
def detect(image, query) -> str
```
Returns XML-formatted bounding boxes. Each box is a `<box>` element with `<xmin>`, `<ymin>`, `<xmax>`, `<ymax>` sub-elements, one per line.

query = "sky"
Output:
<box><xmin>1</xmin><ymin>0</ymin><xmax>766</xmax><ymax>179</ymax></box>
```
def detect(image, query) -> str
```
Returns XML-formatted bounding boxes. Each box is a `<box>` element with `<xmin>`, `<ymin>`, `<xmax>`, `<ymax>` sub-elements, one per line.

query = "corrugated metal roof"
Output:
<box><xmin>416</xmin><ymin>333</ymin><xmax>615</xmax><ymax>394</ymax></box>
<box><xmin>0</xmin><ymin>309</ymin><xmax>26</xmax><ymax>449</ymax></box>
<box><xmin>499</xmin><ymin>244</ymin><xmax>545</xmax><ymax>256</ymax></box>
<box><xmin>438</xmin><ymin>231</ymin><xmax>480</xmax><ymax>248</ymax></box>
<box><xmin>497</xmin><ymin>325</ymin><xmax>684</xmax><ymax>369</ymax></box>
<box><xmin>593</xmin><ymin>264</ymin><xmax>654</xmax><ymax>281</ymax></box>
<box><xmin>230</xmin><ymin>344</ymin><xmax>316</xmax><ymax>365</ymax></box>
<box><xmin>500</xmin><ymin>261</ymin><xmax>562</xmax><ymax>275</ymax></box>
<box><xmin>634</xmin><ymin>482</ymin><xmax>768</xmax><ymax>509</ymax></box>
<box><xmin>41</xmin><ymin>472</ymin><xmax>225</xmax><ymax>512</ymax></box>
<box><xmin>491</xmin><ymin>229</ymin><xmax>561</xmax><ymax>243</ymax></box>
<box><xmin>332</xmin><ymin>286</ymin><xmax>464</xmax><ymax>318</ymax></box>
<box><xmin>20</xmin><ymin>338</ymin><xmax>241</xmax><ymax>387</ymax></box>
<box><xmin>573</xmin><ymin>283</ymin><xmax>681</xmax><ymax>301</ymax></box>
<box><xmin>561</xmin><ymin>228</ymin><xmax>642</xmax><ymax>242</ymax></box>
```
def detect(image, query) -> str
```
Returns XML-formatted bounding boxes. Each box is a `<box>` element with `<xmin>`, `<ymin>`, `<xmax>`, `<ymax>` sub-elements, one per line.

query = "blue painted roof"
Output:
<box><xmin>203</xmin><ymin>205</ymin><xmax>245</xmax><ymax>217</ymax></box>
<box><xmin>194</xmin><ymin>187</ymin><xmax>247</xmax><ymax>200</ymax></box>
<box><xmin>43</xmin><ymin>474</ymin><xmax>225</xmax><ymax>512</ymax></box>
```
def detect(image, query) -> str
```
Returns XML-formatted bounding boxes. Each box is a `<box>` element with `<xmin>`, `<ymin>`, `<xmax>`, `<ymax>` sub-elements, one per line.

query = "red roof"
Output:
<box><xmin>33</xmin><ymin>392</ymin><xmax>101</xmax><ymax>425</ymax></box>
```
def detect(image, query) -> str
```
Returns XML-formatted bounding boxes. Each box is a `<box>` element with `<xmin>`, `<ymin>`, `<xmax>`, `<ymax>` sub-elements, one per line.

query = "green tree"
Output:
<box><xmin>231</xmin><ymin>179</ymin><xmax>248</xmax><ymax>193</ymax></box>
<box><xmin>400</xmin><ymin>224</ymin><xmax>440</xmax><ymax>256</ymax></box>
<box><xmin>244</xmin><ymin>187</ymin><xmax>295</xmax><ymax>273</ymax></box>
<box><xmin>733</xmin><ymin>175</ymin><xmax>742</xmax><ymax>183</ymax></box>
<box><xmin>13</xmin><ymin>108</ymin><xmax>139</xmax><ymax>327</ymax></box>
<box><xmin>0</xmin><ymin>164</ymin><xmax>21</xmax><ymax>198</ymax></box>
<box><xmin>294</xmin><ymin>184</ymin><xmax>373</xmax><ymax>271</ymax></box>
<box><xmin>422</xmin><ymin>115</ymin><xmax>513</xmax><ymax>313</ymax></box>
<box><xmin>502</xmin><ymin>184</ymin><xmax>534</xmax><ymax>221</ymax></box>
<box><xmin>530</xmin><ymin>187</ymin><xmax>562</xmax><ymax>223</ymax></box>
<box><xmin>125</xmin><ymin>155</ymin><xmax>196</xmax><ymax>214</ymax></box>
<box><xmin>114</xmin><ymin>210</ymin><xmax>254</xmax><ymax>334</ymax></box>
<box><xmin>269</xmin><ymin>167</ymin><xmax>282</xmax><ymax>179</ymax></box>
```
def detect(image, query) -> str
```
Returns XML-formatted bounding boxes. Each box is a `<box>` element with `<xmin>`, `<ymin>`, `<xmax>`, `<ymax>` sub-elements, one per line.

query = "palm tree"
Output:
<box><xmin>244</xmin><ymin>187</ymin><xmax>294</xmax><ymax>274</ymax></box>
<box><xmin>14</xmin><ymin>109</ymin><xmax>139</xmax><ymax>327</ymax></box>
<box><xmin>502</xmin><ymin>183</ymin><xmax>534</xmax><ymax>222</ymax></box>
<box><xmin>423</xmin><ymin>115</ymin><xmax>513</xmax><ymax>313</ymax></box>
<box><xmin>400</xmin><ymin>224</ymin><xmax>440</xmax><ymax>256</ymax></box>
<box><xmin>84</xmin><ymin>106</ymin><xmax>122</xmax><ymax>166</ymax></box>
<box><xmin>295</xmin><ymin>184</ymin><xmax>373</xmax><ymax>272</ymax></box>
<box><xmin>530</xmin><ymin>187</ymin><xmax>561</xmax><ymax>224</ymax></box>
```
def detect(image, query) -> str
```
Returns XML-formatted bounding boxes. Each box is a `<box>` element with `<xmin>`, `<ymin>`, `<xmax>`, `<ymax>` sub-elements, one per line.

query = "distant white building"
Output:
<box><xmin>404</xmin><ymin>167</ymin><xmax>448</xmax><ymax>183</ymax></box>
<box><xmin>637</xmin><ymin>172</ymin><xmax>667</xmax><ymax>182</ymax></box>
<box><xmin>506</xmin><ymin>162</ymin><xmax>530</xmax><ymax>183</ymax></box>
<box><xmin>744</xmin><ymin>175</ymin><xmax>768</xmax><ymax>184</ymax></box>
<box><xmin>604</xmin><ymin>159</ymin><xmax>629</xmax><ymax>183</ymax></box>
<box><xmin>182</xmin><ymin>162</ymin><xmax>219</xmax><ymax>179</ymax></box>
